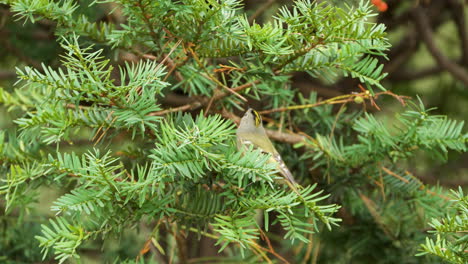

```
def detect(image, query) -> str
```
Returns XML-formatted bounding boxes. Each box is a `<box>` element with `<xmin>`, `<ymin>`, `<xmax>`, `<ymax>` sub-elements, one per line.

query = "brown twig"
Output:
<box><xmin>359</xmin><ymin>193</ymin><xmax>396</xmax><ymax>240</ymax></box>
<box><xmin>382</xmin><ymin>166</ymin><xmax>452</xmax><ymax>201</ymax></box>
<box><xmin>162</xmin><ymin>55</ymin><xmax>187</xmax><ymax>82</ymax></box>
<box><xmin>148</xmin><ymin>80</ymin><xmax>260</xmax><ymax>116</ymax></box>
<box><xmin>258</xmin><ymin>229</ymin><xmax>291</xmax><ymax>264</ymax></box>
<box><xmin>148</xmin><ymin>102</ymin><xmax>201</xmax><ymax>116</ymax></box>
<box><xmin>381</xmin><ymin>166</ymin><xmax>409</xmax><ymax>183</ymax></box>
<box><xmin>156</xmin><ymin>39</ymin><xmax>183</xmax><ymax>72</ymax></box>
<box><xmin>186</xmin><ymin>45</ymin><xmax>248</xmax><ymax>102</ymax></box>
<box><xmin>265</xmin><ymin>129</ymin><xmax>306</xmax><ymax>145</ymax></box>
<box><xmin>223</xmin><ymin>89</ymin><xmax>408</xmax><ymax>146</ymax></box>
<box><xmin>92</xmin><ymin>112</ymin><xmax>117</xmax><ymax>145</ymax></box>
<box><xmin>258</xmin><ymin>95</ymin><xmax>353</xmax><ymax>115</ymax></box>
<box><xmin>160</xmin><ymin>92</ymin><xmax>194</xmax><ymax>107</ymax></box>
<box><xmin>302</xmin><ymin>232</ymin><xmax>314</xmax><ymax>264</ymax></box>
<box><xmin>259</xmin><ymin>89</ymin><xmax>410</xmax><ymax>115</ymax></box>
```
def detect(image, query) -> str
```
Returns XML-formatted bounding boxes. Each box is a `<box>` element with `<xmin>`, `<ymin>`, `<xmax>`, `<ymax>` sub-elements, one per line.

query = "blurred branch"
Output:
<box><xmin>0</xmin><ymin>37</ymin><xmax>43</xmax><ymax>69</ymax></box>
<box><xmin>383</xmin><ymin>33</ymin><xmax>419</xmax><ymax>75</ymax></box>
<box><xmin>293</xmin><ymin>79</ymin><xmax>343</xmax><ymax>98</ymax></box>
<box><xmin>160</xmin><ymin>92</ymin><xmax>194</xmax><ymax>106</ymax></box>
<box><xmin>447</xmin><ymin>0</ymin><xmax>468</xmax><ymax>66</ymax></box>
<box><xmin>384</xmin><ymin>1</ymin><xmax>448</xmax><ymax>76</ymax></box>
<box><xmin>389</xmin><ymin>63</ymin><xmax>456</xmax><ymax>81</ymax></box>
<box><xmin>412</xmin><ymin>8</ymin><xmax>468</xmax><ymax>87</ymax></box>
<box><xmin>265</xmin><ymin>129</ymin><xmax>306</xmax><ymax>145</ymax></box>
<box><xmin>248</xmin><ymin>0</ymin><xmax>275</xmax><ymax>24</ymax></box>
<box><xmin>0</xmin><ymin>70</ymin><xmax>16</xmax><ymax>79</ymax></box>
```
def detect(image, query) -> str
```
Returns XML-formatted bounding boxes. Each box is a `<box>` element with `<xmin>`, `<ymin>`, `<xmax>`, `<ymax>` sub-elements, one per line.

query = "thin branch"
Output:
<box><xmin>258</xmin><ymin>94</ymin><xmax>354</xmax><ymax>115</ymax></box>
<box><xmin>258</xmin><ymin>90</ymin><xmax>410</xmax><ymax>115</ymax></box>
<box><xmin>447</xmin><ymin>0</ymin><xmax>468</xmax><ymax>66</ymax></box>
<box><xmin>224</xmin><ymin>90</ymin><xmax>408</xmax><ymax>145</ymax></box>
<box><xmin>160</xmin><ymin>92</ymin><xmax>194</xmax><ymax>107</ymax></box>
<box><xmin>0</xmin><ymin>70</ymin><xmax>16</xmax><ymax>79</ymax></box>
<box><xmin>162</xmin><ymin>55</ymin><xmax>186</xmax><ymax>82</ymax></box>
<box><xmin>389</xmin><ymin>64</ymin><xmax>447</xmax><ymax>81</ymax></box>
<box><xmin>148</xmin><ymin>103</ymin><xmax>201</xmax><ymax>116</ymax></box>
<box><xmin>359</xmin><ymin>192</ymin><xmax>396</xmax><ymax>240</ymax></box>
<box><xmin>381</xmin><ymin>166</ymin><xmax>409</xmax><ymax>183</ymax></box>
<box><xmin>1</xmin><ymin>38</ymin><xmax>43</xmax><ymax>69</ymax></box>
<box><xmin>137</xmin><ymin>0</ymin><xmax>161</xmax><ymax>50</ymax></box>
<box><xmin>412</xmin><ymin>8</ymin><xmax>468</xmax><ymax>86</ymax></box>
<box><xmin>383</xmin><ymin>32</ymin><xmax>419</xmax><ymax>75</ymax></box>
<box><xmin>257</xmin><ymin>229</ymin><xmax>291</xmax><ymax>264</ymax></box>
<box><xmin>248</xmin><ymin>0</ymin><xmax>275</xmax><ymax>24</ymax></box>
<box><xmin>265</xmin><ymin>129</ymin><xmax>306</xmax><ymax>145</ymax></box>
<box><xmin>148</xmin><ymin>80</ymin><xmax>260</xmax><ymax>116</ymax></box>
<box><xmin>186</xmin><ymin>45</ymin><xmax>248</xmax><ymax>102</ymax></box>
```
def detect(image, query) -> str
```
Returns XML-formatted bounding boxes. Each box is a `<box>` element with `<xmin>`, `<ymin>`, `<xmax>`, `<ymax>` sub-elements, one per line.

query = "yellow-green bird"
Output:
<box><xmin>236</xmin><ymin>108</ymin><xmax>298</xmax><ymax>189</ymax></box>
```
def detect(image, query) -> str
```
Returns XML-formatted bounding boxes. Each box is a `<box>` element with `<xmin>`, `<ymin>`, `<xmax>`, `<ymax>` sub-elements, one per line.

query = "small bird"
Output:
<box><xmin>236</xmin><ymin>108</ymin><xmax>298</xmax><ymax>189</ymax></box>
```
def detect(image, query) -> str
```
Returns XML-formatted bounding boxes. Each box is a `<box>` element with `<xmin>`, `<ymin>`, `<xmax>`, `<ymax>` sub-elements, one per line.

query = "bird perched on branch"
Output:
<box><xmin>236</xmin><ymin>108</ymin><xmax>299</xmax><ymax>192</ymax></box>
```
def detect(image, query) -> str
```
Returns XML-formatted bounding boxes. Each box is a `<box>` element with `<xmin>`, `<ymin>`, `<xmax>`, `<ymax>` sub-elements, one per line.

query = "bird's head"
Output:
<box><xmin>239</xmin><ymin>108</ymin><xmax>263</xmax><ymax>131</ymax></box>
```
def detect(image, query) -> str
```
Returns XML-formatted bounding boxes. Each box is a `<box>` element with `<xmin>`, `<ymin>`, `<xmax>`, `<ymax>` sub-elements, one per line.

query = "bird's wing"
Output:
<box><xmin>238</xmin><ymin>134</ymin><xmax>297</xmax><ymax>184</ymax></box>
<box><xmin>272</xmin><ymin>153</ymin><xmax>296</xmax><ymax>185</ymax></box>
<box><xmin>238</xmin><ymin>135</ymin><xmax>300</xmax><ymax>195</ymax></box>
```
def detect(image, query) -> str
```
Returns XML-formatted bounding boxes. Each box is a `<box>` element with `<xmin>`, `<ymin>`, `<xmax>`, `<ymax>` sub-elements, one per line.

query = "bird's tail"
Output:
<box><xmin>279</xmin><ymin>164</ymin><xmax>296</xmax><ymax>185</ymax></box>
<box><xmin>274</xmin><ymin>154</ymin><xmax>296</xmax><ymax>184</ymax></box>
<box><xmin>274</xmin><ymin>155</ymin><xmax>300</xmax><ymax>195</ymax></box>
<box><xmin>269</xmin><ymin>153</ymin><xmax>301</xmax><ymax>196</ymax></box>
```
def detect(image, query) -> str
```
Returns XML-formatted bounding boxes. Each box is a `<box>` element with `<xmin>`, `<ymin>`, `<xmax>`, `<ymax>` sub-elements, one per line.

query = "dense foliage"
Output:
<box><xmin>0</xmin><ymin>0</ymin><xmax>466</xmax><ymax>263</ymax></box>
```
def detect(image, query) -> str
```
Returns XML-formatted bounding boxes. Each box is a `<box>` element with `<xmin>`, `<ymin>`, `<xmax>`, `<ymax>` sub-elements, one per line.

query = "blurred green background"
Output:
<box><xmin>0</xmin><ymin>0</ymin><xmax>467</xmax><ymax>263</ymax></box>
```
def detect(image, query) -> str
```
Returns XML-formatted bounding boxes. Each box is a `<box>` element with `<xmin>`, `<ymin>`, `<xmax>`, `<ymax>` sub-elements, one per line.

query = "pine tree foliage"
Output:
<box><xmin>418</xmin><ymin>187</ymin><xmax>468</xmax><ymax>264</ymax></box>
<box><xmin>35</xmin><ymin>217</ymin><xmax>88</xmax><ymax>264</ymax></box>
<box><xmin>289</xmin><ymin>97</ymin><xmax>466</xmax><ymax>262</ymax></box>
<box><xmin>0</xmin><ymin>0</ymin><xmax>466</xmax><ymax>263</ymax></box>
